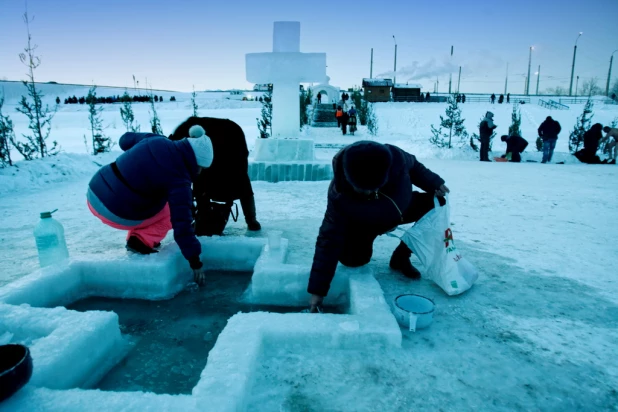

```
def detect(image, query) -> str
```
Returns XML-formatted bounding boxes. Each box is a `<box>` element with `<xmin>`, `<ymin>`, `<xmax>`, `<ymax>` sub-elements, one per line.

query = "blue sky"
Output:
<box><xmin>1</xmin><ymin>0</ymin><xmax>617</xmax><ymax>93</ymax></box>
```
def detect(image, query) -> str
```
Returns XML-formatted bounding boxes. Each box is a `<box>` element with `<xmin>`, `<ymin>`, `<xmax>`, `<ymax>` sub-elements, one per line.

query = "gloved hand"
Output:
<box><xmin>309</xmin><ymin>294</ymin><xmax>324</xmax><ymax>313</ymax></box>
<box><xmin>193</xmin><ymin>267</ymin><xmax>206</xmax><ymax>286</ymax></box>
<box><xmin>435</xmin><ymin>184</ymin><xmax>450</xmax><ymax>197</ymax></box>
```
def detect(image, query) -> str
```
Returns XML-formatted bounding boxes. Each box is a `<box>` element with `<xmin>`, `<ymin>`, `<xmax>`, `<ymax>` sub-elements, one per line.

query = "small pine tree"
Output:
<box><xmin>55</xmin><ymin>96</ymin><xmax>60</xmax><ymax>105</ymax></box>
<box><xmin>148</xmin><ymin>91</ymin><xmax>163</xmax><ymax>135</ymax></box>
<box><xmin>170</xmin><ymin>96</ymin><xmax>176</xmax><ymax>102</ymax></box>
<box><xmin>569</xmin><ymin>99</ymin><xmax>594</xmax><ymax>153</ymax></box>
<box><xmin>304</xmin><ymin>88</ymin><xmax>313</xmax><ymax>106</ymax></box>
<box><xmin>0</xmin><ymin>95</ymin><xmax>15</xmax><ymax>167</ymax></box>
<box><xmin>508</xmin><ymin>105</ymin><xmax>522</xmax><ymax>137</ymax></box>
<box><xmin>300</xmin><ymin>93</ymin><xmax>309</xmax><ymax>129</ymax></box>
<box><xmin>86</xmin><ymin>86</ymin><xmax>112</xmax><ymax>155</ymax></box>
<box><xmin>14</xmin><ymin>11</ymin><xmax>58</xmax><ymax>160</ymax></box>
<box><xmin>469</xmin><ymin>136</ymin><xmax>479</xmax><ymax>152</ymax></box>
<box><xmin>154</xmin><ymin>95</ymin><xmax>159</xmax><ymax>102</ymax></box>
<box><xmin>120</xmin><ymin>91</ymin><xmax>139</xmax><ymax>132</ymax></box>
<box><xmin>430</xmin><ymin>96</ymin><xmax>468</xmax><ymax>148</ymax></box>
<box><xmin>191</xmin><ymin>87</ymin><xmax>198</xmax><ymax>117</ymax></box>
<box><xmin>367</xmin><ymin>102</ymin><xmax>379</xmax><ymax>136</ymax></box>
<box><xmin>351</xmin><ymin>89</ymin><xmax>367</xmax><ymax>125</ymax></box>
<box><xmin>257</xmin><ymin>88</ymin><xmax>273</xmax><ymax>139</ymax></box>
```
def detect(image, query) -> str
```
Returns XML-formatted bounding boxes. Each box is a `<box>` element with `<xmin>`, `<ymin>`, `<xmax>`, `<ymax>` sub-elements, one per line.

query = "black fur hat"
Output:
<box><xmin>342</xmin><ymin>141</ymin><xmax>392</xmax><ymax>191</ymax></box>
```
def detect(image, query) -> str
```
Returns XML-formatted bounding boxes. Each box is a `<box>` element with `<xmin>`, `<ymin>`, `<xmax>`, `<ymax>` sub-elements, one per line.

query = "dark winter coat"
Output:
<box><xmin>506</xmin><ymin>135</ymin><xmax>528</xmax><ymax>155</ymax></box>
<box><xmin>505</xmin><ymin>135</ymin><xmax>528</xmax><ymax>162</ymax></box>
<box><xmin>479</xmin><ymin>120</ymin><xmax>497</xmax><ymax>141</ymax></box>
<box><xmin>583</xmin><ymin>124</ymin><xmax>603</xmax><ymax>155</ymax></box>
<box><xmin>538</xmin><ymin>118</ymin><xmax>562</xmax><ymax>141</ymax></box>
<box><xmin>88</xmin><ymin>132</ymin><xmax>201</xmax><ymax>264</ymax></box>
<box><xmin>169</xmin><ymin>117</ymin><xmax>252</xmax><ymax>202</ymax></box>
<box><xmin>308</xmin><ymin>143</ymin><xmax>445</xmax><ymax>297</ymax></box>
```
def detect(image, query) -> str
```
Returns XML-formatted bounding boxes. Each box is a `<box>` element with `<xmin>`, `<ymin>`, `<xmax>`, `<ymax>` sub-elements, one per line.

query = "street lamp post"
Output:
<box><xmin>575</xmin><ymin>75</ymin><xmax>580</xmax><ymax>97</ymax></box>
<box><xmin>536</xmin><ymin>65</ymin><xmax>541</xmax><ymax>95</ymax></box>
<box><xmin>569</xmin><ymin>32</ymin><xmax>583</xmax><ymax>96</ymax></box>
<box><xmin>392</xmin><ymin>35</ymin><xmax>397</xmax><ymax>85</ymax></box>
<box><xmin>448</xmin><ymin>45</ymin><xmax>453</xmax><ymax>94</ymax></box>
<box><xmin>606</xmin><ymin>49</ymin><xmax>618</xmax><ymax>96</ymax></box>
<box><xmin>526</xmin><ymin>46</ymin><xmax>533</xmax><ymax>96</ymax></box>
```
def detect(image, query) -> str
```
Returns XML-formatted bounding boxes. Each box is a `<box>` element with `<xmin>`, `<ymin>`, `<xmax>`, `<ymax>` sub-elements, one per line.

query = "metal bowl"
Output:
<box><xmin>0</xmin><ymin>344</ymin><xmax>33</xmax><ymax>402</ymax></box>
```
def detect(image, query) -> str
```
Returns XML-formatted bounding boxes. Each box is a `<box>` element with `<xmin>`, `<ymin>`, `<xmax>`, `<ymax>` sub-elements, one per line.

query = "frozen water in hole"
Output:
<box><xmin>67</xmin><ymin>270</ymin><xmax>343</xmax><ymax>394</ymax></box>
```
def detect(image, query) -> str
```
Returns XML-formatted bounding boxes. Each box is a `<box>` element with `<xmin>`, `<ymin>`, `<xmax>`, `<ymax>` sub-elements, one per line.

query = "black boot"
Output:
<box><xmin>240</xmin><ymin>195</ymin><xmax>261</xmax><ymax>231</ymax></box>
<box><xmin>126</xmin><ymin>236</ymin><xmax>158</xmax><ymax>255</ymax></box>
<box><xmin>389</xmin><ymin>241</ymin><xmax>420</xmax><ymax>280</ymax></box>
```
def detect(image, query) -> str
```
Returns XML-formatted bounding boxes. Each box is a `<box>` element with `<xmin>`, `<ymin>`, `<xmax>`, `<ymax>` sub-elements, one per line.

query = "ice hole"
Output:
<box><xmin>67</xmin><ymin>270</ymin><xmax>344</xmax><ymax>394</ymax></box>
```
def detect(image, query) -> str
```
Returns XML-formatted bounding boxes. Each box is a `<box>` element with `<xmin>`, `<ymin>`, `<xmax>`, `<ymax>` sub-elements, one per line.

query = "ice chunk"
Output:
<box><xmin>0</xmin><ymin>331</ymin><xmax>14</xmax><ymax>345</ymax></box>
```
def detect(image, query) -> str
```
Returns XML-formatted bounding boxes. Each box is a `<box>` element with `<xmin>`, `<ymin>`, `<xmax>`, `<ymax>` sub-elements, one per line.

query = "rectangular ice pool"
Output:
<box><xmin>67</xmin><ymin>270</ymin><xmax>342</xmax><ymax>395</ymax></box>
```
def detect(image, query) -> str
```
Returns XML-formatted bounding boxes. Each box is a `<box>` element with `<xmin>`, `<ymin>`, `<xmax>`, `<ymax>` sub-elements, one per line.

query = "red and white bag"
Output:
<box><xmin>387</xmin><ymin>196</ymin><xmax>478</xmax><ymax>296</ymax></box>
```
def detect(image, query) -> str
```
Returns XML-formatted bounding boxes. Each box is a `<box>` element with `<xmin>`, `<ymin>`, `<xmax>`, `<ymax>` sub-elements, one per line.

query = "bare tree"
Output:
<box><xmin>14</xmin><ymin>11</ymin><xmax>58</xmax><ymax>159</ymax></box>
<box><xmin>580</xmin><ymin>77</ymin><xmax>603</xmax><ymax>97</ymax></box>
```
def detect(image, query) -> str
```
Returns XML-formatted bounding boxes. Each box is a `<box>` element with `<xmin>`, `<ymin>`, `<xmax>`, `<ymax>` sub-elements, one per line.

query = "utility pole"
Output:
<box><xmin>536</xmin><ymin>65</ymin><xmax>541</xmax><ymax>95</ymax></box>
<box><xmin>569</xmin><ymin>32</ymin><xmax>583</xmax><ymax>96</ymax></box>
<box><xmin>457</xmin><ymin>66</ymin><xmax>462</xmax><ymax>93</ymax></box>
<box><xmin>448</xmin><ymin>45</ymin><xmax>453</xmax><ymax>94</ymax></box>
<box><xmin>526</xmin><ymin>46</ymin><xmax>533</xmax><ymax>96</ymax></box>
<box><xmin>504</xmin><ymin>63</ymin><xmax>509</xmax><ymax>94</ymax></box>
<box><xmin>392</xmin><ymin>36</ymin><xmax>397</xmax><ymax>85</ymax></box>
<box><xmin>436</xmin><ymin>77</ymin><xmax>439</xmax><ymax>95</ymax></box>
<box><xmin>606</xmin><ymin>50</ymin><xmax>617</xmax><ymax>96</ymax></box>
<box><xmin>370</xmin><ymin>48</ymin><xmax>374</xmax><ymax>79</ymax></box>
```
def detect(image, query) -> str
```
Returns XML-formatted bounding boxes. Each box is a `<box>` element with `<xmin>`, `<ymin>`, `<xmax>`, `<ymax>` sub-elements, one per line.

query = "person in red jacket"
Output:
<box><xmin>307</xmin><ymin>141</ymin><xmax>449</xmax><ymax>313</ymax></box>
<box><xmin>335</xmin><ymin>106</ymin><xmax>344</xmax><ymax>127</ymax></box>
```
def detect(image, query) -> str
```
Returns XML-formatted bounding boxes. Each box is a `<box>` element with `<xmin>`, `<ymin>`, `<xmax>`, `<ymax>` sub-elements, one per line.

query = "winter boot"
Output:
<box><xmin>389</xmin><ymin>241</ymin><xmax>421</xmax><ymax>280</ymax></box>
<box><xmin>126</xmin><ymin>236</ymin><xmax>158</xmax><ymax>255</ymax></box>
<box><xmin>240</xmin><ymin>195</ymin><xmax>261</xmax><ymax>231</ymax></box>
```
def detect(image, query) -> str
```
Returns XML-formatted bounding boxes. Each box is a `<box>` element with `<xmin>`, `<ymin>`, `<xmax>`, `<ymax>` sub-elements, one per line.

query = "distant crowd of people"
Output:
<box><xmin>490</xmin><ymin>93</ymin><xmax>512</xmax><ymax>104</ymax></box>
<box><xmin>480</xmin><ymin>111</ymin><xmax>617</xmax><ymax>165</ymax></box>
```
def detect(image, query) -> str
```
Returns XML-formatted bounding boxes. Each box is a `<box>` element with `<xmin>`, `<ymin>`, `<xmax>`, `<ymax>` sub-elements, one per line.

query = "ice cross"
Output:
<box><xmin>246</xmin><ymin>22</ymin><xmax>326</xmax><ymax>138</ymax></box>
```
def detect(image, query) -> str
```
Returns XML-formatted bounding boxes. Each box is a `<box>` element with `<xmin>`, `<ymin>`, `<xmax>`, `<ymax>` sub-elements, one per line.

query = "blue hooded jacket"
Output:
<box><xmin>88</xmin><ymin>132</ymin><xmax>202</xmax><ymax>266</ymax></box>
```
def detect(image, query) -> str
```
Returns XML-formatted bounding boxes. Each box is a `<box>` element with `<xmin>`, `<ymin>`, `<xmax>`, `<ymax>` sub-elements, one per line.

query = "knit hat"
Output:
<box><xmin>342</xmin><ymin>141</ymin><xmax>392</xmax><ymax>191</ymax></box>
<box><xmin>186</xmin><ymin>125</ymin><xmax>213</xmax><ymax>168</ymax></box>
<box><xmin>485</xmin><ymin>111</ymin><xmax>494</xmax><ymax>119</ymax></box>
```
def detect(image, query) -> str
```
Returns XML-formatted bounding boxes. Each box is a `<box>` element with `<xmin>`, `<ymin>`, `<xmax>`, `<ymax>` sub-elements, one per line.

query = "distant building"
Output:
<box><xmin>362</xmin><ymin>78</ymin><xmax>393</xmax><ymax>102</ymax></box>
<box><xmin>392</xmin><ymin>83</ymin><xmax>422</xmax><ymax>102</ymax></box>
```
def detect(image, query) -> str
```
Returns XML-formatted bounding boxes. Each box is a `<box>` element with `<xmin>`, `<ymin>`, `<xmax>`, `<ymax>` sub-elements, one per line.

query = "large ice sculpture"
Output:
<box><xmin>246</xmin><ymin>22</ymin><xmax>326</xmax><ymax>140</ymax></box>
<box><xmin>247</xmin><ymin>22</ymin><xmax>327</xmax><ymax>164</ymax></box>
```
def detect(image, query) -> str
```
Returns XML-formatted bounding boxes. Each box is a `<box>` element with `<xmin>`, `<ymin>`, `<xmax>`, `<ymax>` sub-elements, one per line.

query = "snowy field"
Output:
<box><xmin>1</xmin><ymin>82</ymin><xmax>618</xmax><ymax>410</ymax></box>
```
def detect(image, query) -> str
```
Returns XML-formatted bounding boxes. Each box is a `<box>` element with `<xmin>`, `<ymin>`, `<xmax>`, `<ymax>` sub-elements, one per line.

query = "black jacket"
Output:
<box><xmin>480</xmin><ymin>120</ymin><xmax>496</xmax><ymax>140</ymax></box>
<box><xmin>506</xmin><ymin>135</ymin><xmax>528</xmax><ymax>154</ymax></box>
<box><xmin>538</xmin><ymin>119</ymin><xmax>561</xmax><ymax>141</ymax></box>
<box><xmin>169</xmin><ymin>117</ymin><xmax>252</xmax><ymax>202</ymax></box>
<box><xmin>308</xmin><ymin>143</ymin><xmax>444</xmax><ymax>297</ymax></box>
<box><xmin>583</xmin><ymin>124</ymin><xmax>603</xmax><ymax>155</ymax></box>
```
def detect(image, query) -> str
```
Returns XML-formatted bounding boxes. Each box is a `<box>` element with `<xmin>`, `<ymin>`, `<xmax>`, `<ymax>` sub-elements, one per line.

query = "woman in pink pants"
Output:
<box><xmin>87</xmin><ymin>126</ymin><xmax>213</xmax><ymax>285</ymax></box>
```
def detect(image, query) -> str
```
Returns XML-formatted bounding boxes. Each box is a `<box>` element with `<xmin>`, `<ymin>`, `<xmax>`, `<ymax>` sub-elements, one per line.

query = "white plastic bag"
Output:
<box><xmin>387</xmin><ymin>196</ymin><xmax>478</xmax><ymax>296</ymax></box>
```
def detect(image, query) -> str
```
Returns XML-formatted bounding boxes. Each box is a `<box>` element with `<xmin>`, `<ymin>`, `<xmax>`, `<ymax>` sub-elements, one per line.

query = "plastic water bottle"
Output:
<box><xmin>34</xmin><ymin>209</ymin><xmax>69</xmax><ymax>268</ymax></box>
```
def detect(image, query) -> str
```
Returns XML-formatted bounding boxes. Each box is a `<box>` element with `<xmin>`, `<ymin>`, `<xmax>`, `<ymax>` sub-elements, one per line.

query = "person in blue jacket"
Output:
<box><xmin>87</xmin><ymin>125</ymin><xmax>213</xmax><ymax>285</ymax></box>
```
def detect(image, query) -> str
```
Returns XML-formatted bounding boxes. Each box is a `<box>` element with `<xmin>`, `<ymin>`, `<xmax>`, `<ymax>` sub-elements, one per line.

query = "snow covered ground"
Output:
<box><xmin>1</xmin><ymin>86</ymin><xmax>618</xmax><ymax>410</ymax></box>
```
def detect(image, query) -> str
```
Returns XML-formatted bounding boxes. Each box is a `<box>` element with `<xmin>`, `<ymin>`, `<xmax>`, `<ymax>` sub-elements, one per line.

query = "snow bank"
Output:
<box><xmin>0</xmin><ymin>152</ymin><xmax>117</xmax><ymax>196</ymax></box>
